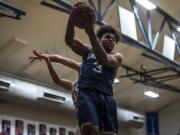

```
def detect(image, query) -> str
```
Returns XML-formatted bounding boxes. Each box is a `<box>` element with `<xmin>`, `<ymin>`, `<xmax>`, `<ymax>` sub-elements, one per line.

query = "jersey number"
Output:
<box><xmin>93</xmin><ymin>62</ymin><xmax>102</xmax><ymax>73</ymax></box>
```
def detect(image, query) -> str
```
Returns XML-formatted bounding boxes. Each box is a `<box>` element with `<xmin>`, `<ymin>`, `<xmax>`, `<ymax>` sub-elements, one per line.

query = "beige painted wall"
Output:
<box><xmin>0</xmin><ymin>99</ymin><xmax>77</xmax><ymax>135</ymax></box>
<box><xmin>159</xmin><ymin>101</ymin><xmax>180</xmax><ymax>135</ymax></box>
<box><xmin>3</xmin><ymin>98</ymin><xmax>180</xmax><ymax>135</ymax></box>
<box><xmin>0</xmin><ymin>98</ymin><xmax>146</xmax><ymax>135</ymax></box>
<box><xmin>118</xmin><ymin>125</ymin><xmax>146</xmax><ymax>135</ymax></box>
<box><xmin>0</xmin><ymin>99</ymin><xmax>76</xmax><ymax>127</ymax></box>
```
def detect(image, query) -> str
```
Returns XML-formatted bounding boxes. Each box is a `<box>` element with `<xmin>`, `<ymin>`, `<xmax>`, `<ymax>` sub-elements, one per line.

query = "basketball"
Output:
<box><xmin>71</xmin><ymin>2</ymin><xmax>96</xmax><ymax>28</ymax></box>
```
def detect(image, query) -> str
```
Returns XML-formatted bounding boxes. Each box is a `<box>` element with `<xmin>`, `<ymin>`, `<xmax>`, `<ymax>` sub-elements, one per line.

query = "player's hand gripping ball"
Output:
<box><xmin>71</xmin><ymin>2</ymin><xmax>96</xmax><ymax>29</ymax></box>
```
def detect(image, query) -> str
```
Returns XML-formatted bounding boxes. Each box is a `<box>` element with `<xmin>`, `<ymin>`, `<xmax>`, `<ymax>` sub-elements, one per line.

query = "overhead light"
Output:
<box><xmin>136</xmin><ymin>0</ymin><xmax>157</xmax><ymax>10</ymax></box>
<box><xmin>114</xmin><ymin>78</ymin><xmax>120</xmax><ymax>83</ymax></box>
<box><xmin>177</xmin><ymin>27</ymin><xmax>180</xmax><ymax>32</ymax></box>
<box><xmin>144</xmin><ymin>91</ymin><xmax>159</xmax><ymax>98</ymax></box>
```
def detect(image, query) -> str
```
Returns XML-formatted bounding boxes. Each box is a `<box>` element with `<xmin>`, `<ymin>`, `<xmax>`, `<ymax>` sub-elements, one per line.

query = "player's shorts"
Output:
<box><xmin>76</xmin><ymin>88</ymin><xmax>118</xmax><ymax>134</ymax></box>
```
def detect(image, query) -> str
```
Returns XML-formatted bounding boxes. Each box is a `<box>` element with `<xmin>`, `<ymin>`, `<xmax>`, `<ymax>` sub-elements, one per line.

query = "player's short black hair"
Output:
<box><xmin>96</xmin><ymin>25</ymin><xmax>120</xmax><ymax>43</ymax></box>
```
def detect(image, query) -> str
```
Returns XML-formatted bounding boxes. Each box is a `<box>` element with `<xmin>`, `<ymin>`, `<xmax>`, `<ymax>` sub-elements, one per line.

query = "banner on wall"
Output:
<box><xmin>0</xmin><ymin>114</ymin><xmax>75</xmax><ymax>135</ymax></box>
<box><xmin>15</xmin><ymin>120</ymin><xmax>23</xmax><ymax>135</ymax></box>
<box><xmin>39</xmin><ymin>124</ymin><xmax>46</xmax><ymax>135</ymax></box>
<box><xmin>2</xmin><ymin>120</ymin><xmax>11</xmax><ymax>135</ymax></box>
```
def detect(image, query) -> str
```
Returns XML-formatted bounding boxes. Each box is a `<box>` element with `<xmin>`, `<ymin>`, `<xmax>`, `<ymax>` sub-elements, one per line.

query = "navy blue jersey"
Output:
<box><xmin>78</xmin><ymin>48</ymin><xmax>117</xmax><ymax>95</ymax></box>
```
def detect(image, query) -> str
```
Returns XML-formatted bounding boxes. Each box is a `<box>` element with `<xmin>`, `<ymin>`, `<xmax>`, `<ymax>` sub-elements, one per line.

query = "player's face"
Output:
<box><xmin>100</xmin><ymin>33</ymin><xmax>116</xmax><ymax>53</ymax></box>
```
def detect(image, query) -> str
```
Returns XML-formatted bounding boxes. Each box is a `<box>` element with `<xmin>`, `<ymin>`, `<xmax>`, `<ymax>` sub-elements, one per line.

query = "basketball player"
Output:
<box><xmin>65</xmin><ymin>5</ymin><xmax>123</xmax><ymax>135</ymax></box>
<box><xmin>29</xmin><ymin>50</ymin><xmax>81</xmax><ymax>135</ymax></box>
<box><xmin>29</xmin><ymin>50</ymin><xmax>80</xmax><ymax>90</ymax></box>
